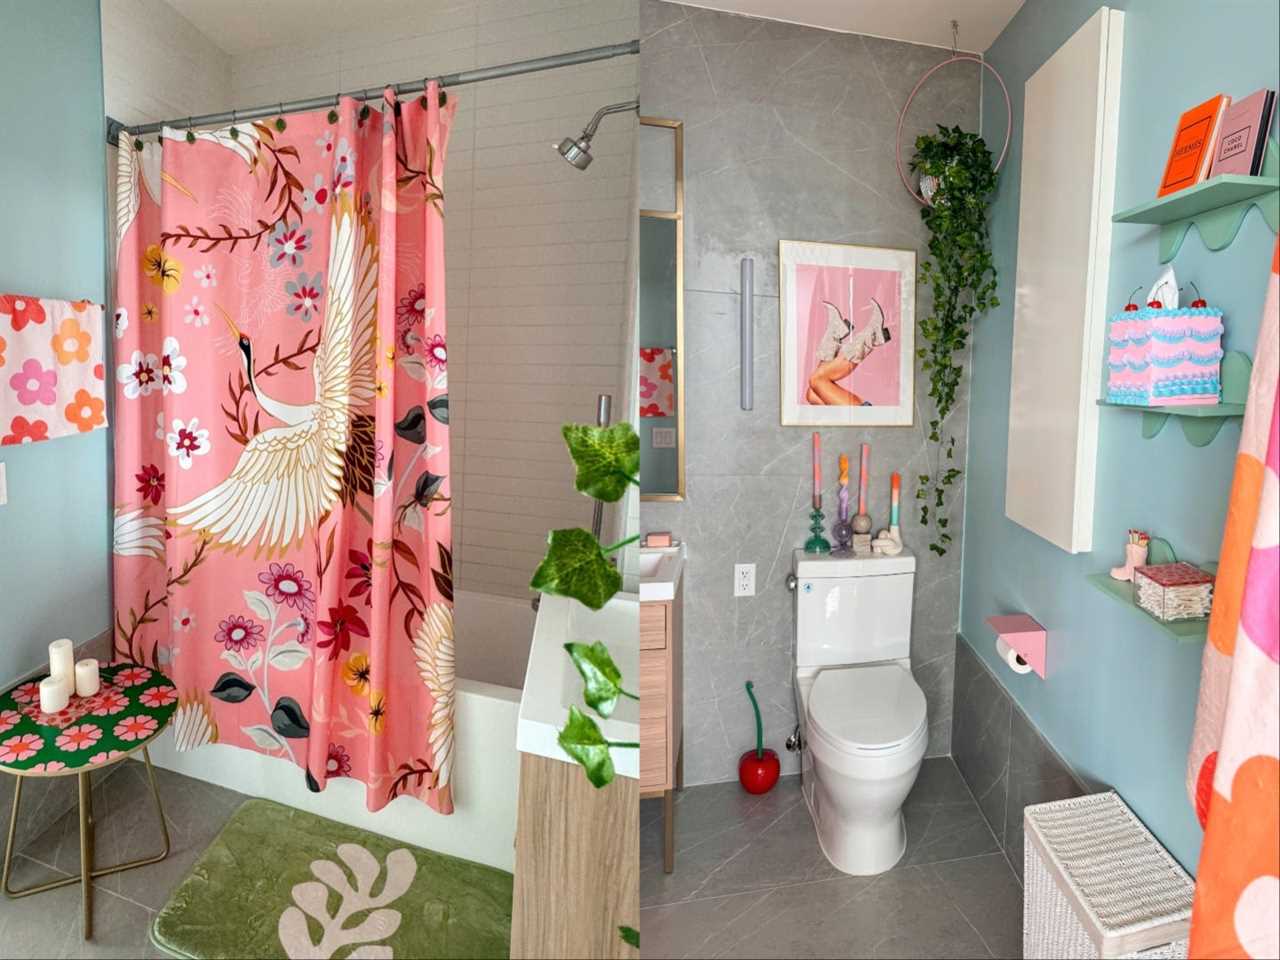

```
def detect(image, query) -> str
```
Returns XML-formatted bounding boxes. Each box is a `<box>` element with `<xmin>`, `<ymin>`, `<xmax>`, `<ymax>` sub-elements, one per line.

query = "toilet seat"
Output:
<box><xmin>807</xmin><ymin>663</ymin><xmax>927</xmax><ymax>756</ymax></box>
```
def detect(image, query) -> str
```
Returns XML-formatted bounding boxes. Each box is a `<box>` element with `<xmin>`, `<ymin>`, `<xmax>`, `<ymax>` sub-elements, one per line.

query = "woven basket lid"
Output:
<box><xmin>1024</xmin><ymin>791</ymin><xmax>1194</xmax><ymax>955</ymax></box>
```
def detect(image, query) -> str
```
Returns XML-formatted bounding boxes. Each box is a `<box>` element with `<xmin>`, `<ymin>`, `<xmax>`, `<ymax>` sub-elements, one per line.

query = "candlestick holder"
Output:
<box><xmin>832</xmin><ymin>516</ymin><xmax>854</xmax><ymax>553</ymax></box>
<box><xmin>805</xmin><ymin>504</ymin><xmax>831</xmax><ymax>554</ymax></box>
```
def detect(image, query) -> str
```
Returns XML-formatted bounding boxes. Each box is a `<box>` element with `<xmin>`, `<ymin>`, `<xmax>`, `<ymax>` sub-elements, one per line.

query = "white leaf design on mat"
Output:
<box><xmin>278</xmin><ymin>844</ymin><xmax>416</xmax><ymax>959</ymax></box>
<box><xmin>413</xmin><ymin>603</ymin><xmax>455</xmax><ymax>795</ymax></box>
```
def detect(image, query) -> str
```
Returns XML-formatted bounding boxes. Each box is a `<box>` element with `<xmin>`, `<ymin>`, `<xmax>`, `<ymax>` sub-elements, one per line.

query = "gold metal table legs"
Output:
<box><xmin>2</xmin><ymin>747</ymin><xmax>170</xmax><ymax>940</ymax></box>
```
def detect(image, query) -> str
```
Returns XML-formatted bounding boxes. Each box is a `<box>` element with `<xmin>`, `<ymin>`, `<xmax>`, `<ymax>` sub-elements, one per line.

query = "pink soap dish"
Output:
<box><xmin>986</xmin><ymin>614</ymin><xmax>1048</xmax><ymax>678</ymax></box>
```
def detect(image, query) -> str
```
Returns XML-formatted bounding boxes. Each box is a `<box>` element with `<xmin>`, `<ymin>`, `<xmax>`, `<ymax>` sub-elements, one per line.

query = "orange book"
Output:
<box><xmin>1158</xmin><ymin>94</ymin><xmax>1231</xmax><ymax>196</ymax></box>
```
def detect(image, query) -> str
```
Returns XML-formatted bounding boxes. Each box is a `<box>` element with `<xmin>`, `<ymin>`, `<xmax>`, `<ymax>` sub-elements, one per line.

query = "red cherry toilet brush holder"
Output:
<box><xmin>738</xmin><ymin>680</ymin><xmax>780</xmax><ymax>794</ymax></box>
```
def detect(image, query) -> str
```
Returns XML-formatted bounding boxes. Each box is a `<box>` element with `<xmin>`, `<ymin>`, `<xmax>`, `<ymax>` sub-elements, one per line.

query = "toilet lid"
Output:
<box><xmin>808</xmin><ymin>663</ymin><xmax>927</xmax><ymax>752</ymax></box>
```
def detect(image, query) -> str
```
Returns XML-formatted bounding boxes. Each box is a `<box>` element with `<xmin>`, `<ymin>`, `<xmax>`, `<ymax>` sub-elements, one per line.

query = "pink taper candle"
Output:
<box><xmin>812</xmin><ymin>432</ymin><xmax>821</xmax><ymax>509</ymax></box>
<box><xmin>857</xmin><ymin>443</ymin><xmax>869</xmax><ymax>515</ymax></box>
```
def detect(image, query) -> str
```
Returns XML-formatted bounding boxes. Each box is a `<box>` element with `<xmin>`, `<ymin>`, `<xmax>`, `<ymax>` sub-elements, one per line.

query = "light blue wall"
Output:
<box><xmin>0</xmin><ymin>0</ymin><xmax>110</xmax><ymax>688</ymax></box>
<box><xmin>963</xmin><ymin>0</ymin><xmax>1278</xmax><ymax>872</ymax></box>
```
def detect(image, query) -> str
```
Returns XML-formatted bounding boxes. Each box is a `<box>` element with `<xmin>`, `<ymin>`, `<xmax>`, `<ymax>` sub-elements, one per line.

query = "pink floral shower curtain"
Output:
<box><xmin>111</xmin><ymin>86</ymin><xmax>455</xmax><ymax>813</ymax></box>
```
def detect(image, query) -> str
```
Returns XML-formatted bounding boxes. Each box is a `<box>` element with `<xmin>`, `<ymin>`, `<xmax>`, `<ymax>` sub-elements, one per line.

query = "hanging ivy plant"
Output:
<box><xmin>910</xmin><ymin>125</ymin><xmax>999</xmax><ymax>555</ymax></box>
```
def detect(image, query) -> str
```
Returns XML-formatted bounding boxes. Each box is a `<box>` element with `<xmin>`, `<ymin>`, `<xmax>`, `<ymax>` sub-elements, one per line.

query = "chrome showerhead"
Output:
<box><xmin>555</xmin><ymin>99</ymin><xmax>638</xmax><ymax>170</ymax></box>
<box><xmin>557</xmin><ymin>134</ymin><xmax>594</xmax><ymax>169</ymax></box>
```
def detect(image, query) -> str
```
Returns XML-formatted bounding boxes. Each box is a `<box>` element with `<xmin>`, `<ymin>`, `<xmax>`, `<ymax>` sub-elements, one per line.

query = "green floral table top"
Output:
<box><xmin>0</xmin><ymin>663</ymin><xmax>176</xmax><ymax>776</ymax></box>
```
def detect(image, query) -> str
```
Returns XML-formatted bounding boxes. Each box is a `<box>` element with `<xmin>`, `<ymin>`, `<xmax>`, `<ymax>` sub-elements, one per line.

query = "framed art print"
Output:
<box><xmin>779</xmin><ymin>240</ymin><xmax>915</xmax><ymax>426</ymax></box>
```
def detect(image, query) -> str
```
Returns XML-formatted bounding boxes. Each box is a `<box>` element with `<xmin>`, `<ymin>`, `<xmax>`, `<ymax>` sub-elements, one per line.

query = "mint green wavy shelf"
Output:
<box><xmin>1113</xmin><ymin>139</ymin><xmax>1278</xmax><ymax>262</ymax></box>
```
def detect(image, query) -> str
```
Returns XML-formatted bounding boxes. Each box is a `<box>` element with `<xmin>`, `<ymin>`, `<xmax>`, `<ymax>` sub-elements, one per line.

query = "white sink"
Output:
<box><xmin>517</xmin><ymin>591</ymin><xmax>639</xmax><ymax>779</ymax></box>
<box><xmin>638</xmin><ymin>544</ymin><xmax>684</xmax><ymax>601</ymax></box>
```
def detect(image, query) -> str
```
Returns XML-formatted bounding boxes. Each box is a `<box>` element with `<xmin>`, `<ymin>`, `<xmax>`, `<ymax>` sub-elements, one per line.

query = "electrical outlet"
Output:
<box><xmin>734</xmin><ymin>562</ymin><xmax>755</xmax><ymax>597</ymax></box>
<box><xmin>651</xmin><ymin>427</ymin><xmax>676</xmax><ymax>449</ymax></box>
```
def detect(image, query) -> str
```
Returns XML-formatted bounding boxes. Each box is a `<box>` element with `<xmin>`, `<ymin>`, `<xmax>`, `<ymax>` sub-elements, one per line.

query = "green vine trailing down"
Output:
<box><xmin>910</xmin><ymin>125</ymin><xmax>1000</xmax><ymax>555</ymax></box>
<box><xmin>528</xmin><ymin>421</ymin><xmax>641</xmax><ymax>949</ymax></box>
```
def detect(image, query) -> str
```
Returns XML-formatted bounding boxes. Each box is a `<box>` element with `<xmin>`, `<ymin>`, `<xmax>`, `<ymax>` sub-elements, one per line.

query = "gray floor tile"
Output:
<box><xmin>929</xmin><ymin>853</ymin><xmax>1024</xmax><ymax>959</ymax></box>
<box><xmin>640</xmin><ymin>889</ymin><xmax>773</xmax><ymax>959</ymax></box>
<box><xmin>645</xmin><ymin>866</ymin><xmax>991</xmax><ymax>959</ymax></box>
<box><xmin>641</xmin><ymin>757</ymin><xmax>1021</xmax><ymax>957</ymax></box>
<box><xmin>0</xmin><ymin>854</ymin><xmax>159</xmax><ymax>959</ymax></box>
<box><xmin>18</xmin><ymin>761</ymin><xmax>245</xmax><ymax>911</ymax></box>
<box><xmin>901</xmin><ymin>800</ymin><xmax>1000</xmax><ymax>866</ymax></box>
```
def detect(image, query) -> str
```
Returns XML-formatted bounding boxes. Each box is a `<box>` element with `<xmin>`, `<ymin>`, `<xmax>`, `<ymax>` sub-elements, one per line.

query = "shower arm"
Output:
<box><xmin>578</xmin><ymin>100</ymin><xmax>640</xmax><ymax>141</ymax></box>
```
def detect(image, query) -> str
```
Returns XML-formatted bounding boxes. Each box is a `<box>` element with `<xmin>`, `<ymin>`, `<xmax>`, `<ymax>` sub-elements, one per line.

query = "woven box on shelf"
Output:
<box><xmin>1133</xmin><ymin>562</ymin><xmax>1213</xmax><ymax>622</ymax></box>
<box><xmin>1024</xmin><ymin>792</ymin><xmax>1193</xmax><ymax>959</ymax></box>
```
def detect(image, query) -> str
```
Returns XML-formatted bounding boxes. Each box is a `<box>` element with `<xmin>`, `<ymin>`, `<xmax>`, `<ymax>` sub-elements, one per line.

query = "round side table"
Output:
<box><xmin>0</xmin><ymin>662</ymin><xmax>177</xmax><ymax>940</ymax></box>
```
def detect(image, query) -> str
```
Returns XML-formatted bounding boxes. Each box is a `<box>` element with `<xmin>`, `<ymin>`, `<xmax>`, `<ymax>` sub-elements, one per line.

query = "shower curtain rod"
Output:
<box><xmin>104</xmin><ymin>39</ymin><xmax>639</xmax><ymax>146</ymax></box>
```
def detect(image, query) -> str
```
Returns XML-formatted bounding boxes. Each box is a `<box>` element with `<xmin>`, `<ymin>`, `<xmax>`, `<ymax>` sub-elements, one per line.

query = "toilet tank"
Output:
<box><xmin>792</xmin><ymin>549</ymin><xmax>916</xmax><ymax>668</ymax></box>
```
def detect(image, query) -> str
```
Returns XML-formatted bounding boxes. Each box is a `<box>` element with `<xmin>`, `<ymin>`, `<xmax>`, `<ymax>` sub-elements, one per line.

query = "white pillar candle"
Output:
<box><xmin>74</xmin><ymin>659</ymin><xmax>100</xmax><ymax>698</ymax></box>
<box><xmin>48</xmin><ymin>638</ymin><xmax>74</xmax><ymax>687</ymax></box>
<box><xmin>39</xmin><ymin>676</ymin><xmax>70</xmax><ymax>714</ymax></box>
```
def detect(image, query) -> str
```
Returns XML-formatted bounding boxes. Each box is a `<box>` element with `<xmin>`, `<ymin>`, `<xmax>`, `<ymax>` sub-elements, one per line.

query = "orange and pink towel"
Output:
<box><xmin>1186</xmin><ymin>239</ymin><xmax>1279</xmax><ymax>959</ymax></box>
<box><xmin>1</xmin><ymin>294</ymin><xmax>106</xmax><ymax>445</ymax></box>
<box><xmin>639</xmin><ymin>346</ymin><xmax>674</xmax><ymax>417</ymax></box>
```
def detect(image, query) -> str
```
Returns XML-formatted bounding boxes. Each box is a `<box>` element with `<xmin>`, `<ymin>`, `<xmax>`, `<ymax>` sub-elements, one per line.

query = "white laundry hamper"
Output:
<box><xmin>1024</xmin><ymin>791</ymin><xmax>1194</xmax><ymax>959</ymax></box>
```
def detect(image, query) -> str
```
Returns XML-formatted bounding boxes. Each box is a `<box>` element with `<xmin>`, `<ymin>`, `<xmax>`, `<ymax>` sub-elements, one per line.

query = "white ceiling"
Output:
<box><xmin>163</xmin><ymin>0</ymin><xmax>442</xmax><ymax>54</ymax></box>
<box><xmin>673</xmin><ymin>0</ymin><xmax>1025</xmax><ymax>52</ymax></box>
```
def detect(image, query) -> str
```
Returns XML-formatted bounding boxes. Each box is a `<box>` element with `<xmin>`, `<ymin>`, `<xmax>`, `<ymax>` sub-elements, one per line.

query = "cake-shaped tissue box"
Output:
<box><xmin>1106</xmin><ymin>274</ymin><xmax>1223</xmax><ymax>407</ymax></box>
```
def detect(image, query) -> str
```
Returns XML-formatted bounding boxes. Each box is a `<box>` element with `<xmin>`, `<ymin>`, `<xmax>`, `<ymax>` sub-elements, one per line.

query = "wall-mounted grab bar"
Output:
<box><xmin>740</xmin><ymin>257</ymin><xmax>754</xmax><ymax>411</ymax></box>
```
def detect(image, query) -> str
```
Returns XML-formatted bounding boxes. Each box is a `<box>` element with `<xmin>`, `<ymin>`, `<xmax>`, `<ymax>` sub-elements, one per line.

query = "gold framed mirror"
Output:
<box><xmin>638</xmin><ymin>116</ymin><xmax>684</xmax><ymax>501</ymax></box>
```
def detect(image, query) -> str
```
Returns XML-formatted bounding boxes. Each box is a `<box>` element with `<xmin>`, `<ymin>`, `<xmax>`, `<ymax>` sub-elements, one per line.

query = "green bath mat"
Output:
<box><xmin>153</xmin><ymin>798</ymin><xmax>512</xmax><ymax>959</ymax></box>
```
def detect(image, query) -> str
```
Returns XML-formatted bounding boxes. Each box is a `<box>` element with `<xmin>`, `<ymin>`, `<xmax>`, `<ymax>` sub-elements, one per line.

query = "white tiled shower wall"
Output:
<box><xmin>102</xmin><ymin>0</ymin><xmax>638</xmax><ymax>601</ymax></box>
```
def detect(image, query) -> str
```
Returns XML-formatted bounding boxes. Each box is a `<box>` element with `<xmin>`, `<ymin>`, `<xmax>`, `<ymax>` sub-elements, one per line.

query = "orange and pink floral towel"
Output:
<box><xmin>639</xmin><ymin>346</ymin><xmax>674</xmax><ymax>417</ymax></box>
<box><xmin>1</xmin><ymin>293</ymin><xmax>106</xmax><ymax>445</ymax></box>
<box><xmin>1186</xmin><ymin>239</ymin><xmax>1279</xmax><ymax>959</ymax></box>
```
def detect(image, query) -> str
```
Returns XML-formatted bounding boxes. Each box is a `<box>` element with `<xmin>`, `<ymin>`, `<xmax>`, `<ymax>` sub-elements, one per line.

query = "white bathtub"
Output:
<box><xmin>454</xmin><ymin>589</ymin><xmax>537</xmax><ymax>690</ymax></box>
<box><xmin>146</xmin><ymin>589</ymin><xmax>536</xmax><ymax>872</ymax></box>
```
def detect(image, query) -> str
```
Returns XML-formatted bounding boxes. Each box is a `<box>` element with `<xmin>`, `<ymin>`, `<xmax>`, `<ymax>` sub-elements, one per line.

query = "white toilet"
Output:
<box><xmin>791</xmin><ymin>549</ymin><xmax>927</xmax><ymax>876</ymax></box>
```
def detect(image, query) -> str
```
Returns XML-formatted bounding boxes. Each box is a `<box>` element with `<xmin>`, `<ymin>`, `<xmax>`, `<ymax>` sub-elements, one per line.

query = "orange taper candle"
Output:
<box><xmin>812</xmin><ymin>432</ymin><xmax>820</xmax><ymax>509</ymax></box>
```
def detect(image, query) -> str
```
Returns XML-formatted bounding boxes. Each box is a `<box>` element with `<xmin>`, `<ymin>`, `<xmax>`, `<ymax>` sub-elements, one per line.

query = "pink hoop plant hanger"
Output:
<box><xmin>895</xmin><ymin>53</ymin><xmax>1012</xmax><ymax>205</ymax></box>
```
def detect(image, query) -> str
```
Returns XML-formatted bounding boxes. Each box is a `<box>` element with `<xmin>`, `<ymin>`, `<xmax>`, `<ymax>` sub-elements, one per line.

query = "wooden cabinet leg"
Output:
<box><xmin>662</xmin><ymin>788</ymin><xmax>674</xmax><ymax>874</ymax></box>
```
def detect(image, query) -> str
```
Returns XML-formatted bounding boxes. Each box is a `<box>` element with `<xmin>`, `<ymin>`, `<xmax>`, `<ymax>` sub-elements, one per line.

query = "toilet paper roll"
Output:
<box><xmin>996</xmin><ymin>637</ymin><xmax>1033</xmax><ymax>675</ymax></box>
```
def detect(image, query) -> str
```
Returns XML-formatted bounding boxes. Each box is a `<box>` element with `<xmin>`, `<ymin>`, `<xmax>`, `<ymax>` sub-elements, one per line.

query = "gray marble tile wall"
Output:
<box><xmin>639</xmin><ymin>0</ymin><xmax>980</xmax><ymax>785</ymax></box>
<box><xmin>951</xmin><ymin>636</ymin><xmax>1093</xmax><ymax>882</ymax></box>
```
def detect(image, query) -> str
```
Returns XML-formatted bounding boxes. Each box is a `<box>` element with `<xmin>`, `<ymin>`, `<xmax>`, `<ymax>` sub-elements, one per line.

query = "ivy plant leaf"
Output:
<box><xmin>530</xmin><ymin>528</ymin><xmax>621</xmax><ymax>611</ymax></box>
<box><xmin>562</xmin><ymin>423</ymin><xmax>639</xmax><ymax>503</ymax></box>
<box><xmin>210</xmin><ymin>672</ymin><xmax>255</xmax><ymax>703</ymax></box>
<box><xmin>566</xmin><ymin>641</ymin><xmax>625</xmax><ymax>718</ymax></box>
<box><xmin>557</xmin><ymin>705</ymin><xmax>614</xmax><ymax>788</ymax></box>
<box><xmin>619</xmin><ymin>926</ymin><xmax>640</xmax><ymax>949</ymax></box>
